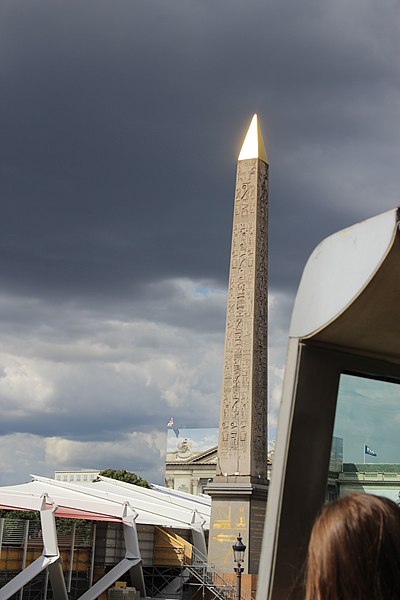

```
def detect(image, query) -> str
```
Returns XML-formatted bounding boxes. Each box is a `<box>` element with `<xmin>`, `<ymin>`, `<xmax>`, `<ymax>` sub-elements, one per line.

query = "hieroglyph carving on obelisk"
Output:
<box><xmin>217</xmin><ymin>114</ymin><xmax>268</xmax><ymax>483</ymax></box>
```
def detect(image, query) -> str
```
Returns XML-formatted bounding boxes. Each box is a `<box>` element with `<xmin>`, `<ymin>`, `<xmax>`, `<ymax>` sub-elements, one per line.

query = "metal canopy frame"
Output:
<box><xmin>0</xmin><ymin>485</ymin><xmax>144</xmax><ymax>600</ymax></box>
<box><xmin>78</xmin><ymin>504</ymin><xmax>144</xmax><ymax>600</ymax></box>
<box><xmin>0</xmin><ymin>497</ymin><xmax>68</xmax><ymax>600</ymax></box>
<box><xmin>0</xmin><ymin>475</ymin><xmax>211</xmax><ymax>599</ymax></box>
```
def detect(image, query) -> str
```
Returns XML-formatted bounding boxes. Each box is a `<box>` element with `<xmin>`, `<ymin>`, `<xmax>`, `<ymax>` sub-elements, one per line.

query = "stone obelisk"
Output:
<box><xmin>207</xmin><ymin>115</ymin><xmax>268</xmax><ymax>579</ymax></box>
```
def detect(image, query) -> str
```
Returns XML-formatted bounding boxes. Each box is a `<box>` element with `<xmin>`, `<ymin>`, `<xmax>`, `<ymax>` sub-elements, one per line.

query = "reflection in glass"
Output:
<box><xmin>328</xmin><ymin>374</ymin><xmax>400</xmax><ymax>504</ymax></box>
<box><xmin>335</xmin><ymin>374</ymin><xmax>400</xmax><ymax>464</ymax></box>
<box><xmin>329</xmin><ymin>436</ymin><xmax>343</xmax><ymax>472</ymax></box>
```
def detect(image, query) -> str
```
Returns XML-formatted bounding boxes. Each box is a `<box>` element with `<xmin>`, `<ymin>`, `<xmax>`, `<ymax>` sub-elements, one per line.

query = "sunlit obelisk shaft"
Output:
<box><xmin>208</xmin><ymin>115</ymin><xmax>268</xmax><ymax>579</ymax></box>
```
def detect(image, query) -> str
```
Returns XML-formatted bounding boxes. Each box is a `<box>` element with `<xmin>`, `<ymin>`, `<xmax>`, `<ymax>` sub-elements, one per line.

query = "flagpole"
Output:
<box><xmin>363</xmin><ymin>443</ymin><xmax>365</xmax><ymax>464</ymax></box>
<box><xmin>165</xmin><ymin>417</ymin><xmax>174</xmax><ymax>487</ymax></box>
<box><xmin>164</xmin><ymin>426</ymin><xmax>168</xmax><ymax>485</ymax></box>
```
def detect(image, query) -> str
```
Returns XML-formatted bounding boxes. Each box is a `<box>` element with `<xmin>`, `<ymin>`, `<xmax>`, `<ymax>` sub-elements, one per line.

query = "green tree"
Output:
<box><xmin>0</xmin><ymin>509</ymin><xmax>39</xmax><ymax>520</ymax></box>
<box><xmin>97</xmin><ymin>468</ymin><xmax>149</xmax><ymax>488</ymax></box>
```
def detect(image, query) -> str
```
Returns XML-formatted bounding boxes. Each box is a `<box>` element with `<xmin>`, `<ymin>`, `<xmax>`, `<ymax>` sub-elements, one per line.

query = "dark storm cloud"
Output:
<box><xmin>2</xmin><ymin>0</ymin><xmax>399</xmax><ymax>304</ymax></box>
<box><xmin>0</xmin><ymin>0</ymin><xmax>238</xmax><ymax>299</ymax></box>
<box><xmin>0</xmin><ymin>278</ymin><xmax>227</xmax><ymax>341</ymax></box>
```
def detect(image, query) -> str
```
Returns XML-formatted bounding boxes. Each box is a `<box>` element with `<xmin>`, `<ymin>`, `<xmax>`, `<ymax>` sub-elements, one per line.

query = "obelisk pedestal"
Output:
<box><xmin>207</xmin><ymin>115</ymin><xmax>269</xmax><ymax>579</ymax></box>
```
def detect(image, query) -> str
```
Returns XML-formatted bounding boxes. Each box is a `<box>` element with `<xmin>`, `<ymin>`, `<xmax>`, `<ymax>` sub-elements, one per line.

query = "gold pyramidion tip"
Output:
<box><xmin>238</xmin><ymin>114</ymin><xmax>268</xmax><ymax>163</ymax></box>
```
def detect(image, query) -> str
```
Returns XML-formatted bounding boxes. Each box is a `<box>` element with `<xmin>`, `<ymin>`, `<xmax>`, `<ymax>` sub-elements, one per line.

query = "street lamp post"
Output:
<box><xmin>232</xmin><ymin>534</ymin><xmax>246</xmax><ymax>600</ymax></box>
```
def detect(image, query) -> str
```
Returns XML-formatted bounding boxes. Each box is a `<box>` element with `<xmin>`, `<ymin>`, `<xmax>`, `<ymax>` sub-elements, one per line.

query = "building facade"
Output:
<box><xmin>165</xmin><ymin>441</ymin><xmax>274</xmax><ymax>496</ymax></box>
<box><xmin>165</xmin><ymin>444</ymin><xmax>218</xmax><ymax>495</ymax></box>
<box><xmin>54</xmin><ymin>469</ymin><xmax>100</xmax><ymax>485</ymax></box>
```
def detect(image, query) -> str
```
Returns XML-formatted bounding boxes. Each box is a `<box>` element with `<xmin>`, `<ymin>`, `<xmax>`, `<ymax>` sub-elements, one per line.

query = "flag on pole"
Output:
<box><xmin>167</xmin><ymin>417</ymin><xmax>179</xmax><ymax>438</ymax></box>
<box><xmin>365</xmin><ymin>444</ymin><xmax>377</xmax><ymax>457</ymax></box>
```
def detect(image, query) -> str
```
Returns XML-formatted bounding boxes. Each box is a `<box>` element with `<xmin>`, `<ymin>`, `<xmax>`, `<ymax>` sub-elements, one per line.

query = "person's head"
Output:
<box><xmin>305</xmin><ymin>493</ymin><xmax>400</xmax><ymax>600</ymax></box>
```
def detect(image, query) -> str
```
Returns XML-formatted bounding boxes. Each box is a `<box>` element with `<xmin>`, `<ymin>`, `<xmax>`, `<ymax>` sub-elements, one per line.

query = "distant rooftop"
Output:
<box><xmin>343</xmin><ymin>463</ymin><xmax>400</xmax><ymax>473</ymax></box>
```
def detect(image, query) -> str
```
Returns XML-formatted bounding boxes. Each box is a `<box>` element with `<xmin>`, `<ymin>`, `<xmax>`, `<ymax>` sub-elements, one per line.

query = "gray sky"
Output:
<box><xmin>1</xmin><ymin>0</ymin><xmax>400</xmax><ymax>484</ymax></box>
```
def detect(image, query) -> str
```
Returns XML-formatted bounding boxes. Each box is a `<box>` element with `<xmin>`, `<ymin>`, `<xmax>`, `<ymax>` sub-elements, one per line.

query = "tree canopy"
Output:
<box><xmin>0</xmin><ymin>509</ymin><xmax>39</xmax><ymax>521</ymax></box>
<box><xmin>97</xmin><ymin>468</ymin><xmax>150</xmax><ymax>488</ymax></box>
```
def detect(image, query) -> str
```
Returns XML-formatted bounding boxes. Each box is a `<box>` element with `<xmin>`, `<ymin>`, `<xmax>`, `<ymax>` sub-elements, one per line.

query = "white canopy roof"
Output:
<box><xmin>0</xmin><ymin>475</ymin><xmax>210</xmax><ymax>530</ymax></box>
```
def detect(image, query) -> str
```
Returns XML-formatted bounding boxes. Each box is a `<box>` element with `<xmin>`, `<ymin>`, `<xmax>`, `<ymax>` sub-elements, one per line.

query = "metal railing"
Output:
<box><xmin>0</xmin><ymin>518</ymin><xmax>92</xmax><ymax>547</ymax></box>
<box><xmin>151</xmin><ymin>545</ymin><xmax>255</xmax><ymax>600</ymax></box>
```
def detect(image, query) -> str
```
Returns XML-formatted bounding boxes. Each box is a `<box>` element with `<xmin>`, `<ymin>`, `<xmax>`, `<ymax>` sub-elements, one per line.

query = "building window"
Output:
<box><xmin>198</xmin><ymin>478</ymin><xmax>211</xmax><ymax>494</ymax></box>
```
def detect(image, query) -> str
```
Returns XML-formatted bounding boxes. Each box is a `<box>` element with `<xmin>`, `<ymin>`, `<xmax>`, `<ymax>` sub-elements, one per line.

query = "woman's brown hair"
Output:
<box><xmin>305</xmin><ymin>493</ymin><xmax>400</xmax><ymax>600</ymax></box>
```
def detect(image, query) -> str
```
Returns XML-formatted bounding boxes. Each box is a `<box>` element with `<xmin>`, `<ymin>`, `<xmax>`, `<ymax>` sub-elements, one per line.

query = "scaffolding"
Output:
<box><xmin>0</xmin><ymin>517</ymin><xmax>93</xmax><ymax>600</ymax></box>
